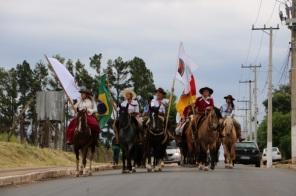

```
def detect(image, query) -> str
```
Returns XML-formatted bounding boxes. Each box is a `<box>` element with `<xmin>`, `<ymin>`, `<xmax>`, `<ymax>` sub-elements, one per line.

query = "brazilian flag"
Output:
<box><xmin>98</xmin><ymin>75</ymin><xmax>113</xmax><ymax>128</ymax></box>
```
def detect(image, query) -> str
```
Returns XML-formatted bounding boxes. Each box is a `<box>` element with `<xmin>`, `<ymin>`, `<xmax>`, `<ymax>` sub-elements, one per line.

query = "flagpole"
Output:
<box><xmin>164</xmin><ymin>46</ymin><xmax>181</xmax><ymax>135</ymax></box>
<box><xmin>44</xmin><ymin>55</ymin><xmax>76</xmax><ymax>113</ymax></box>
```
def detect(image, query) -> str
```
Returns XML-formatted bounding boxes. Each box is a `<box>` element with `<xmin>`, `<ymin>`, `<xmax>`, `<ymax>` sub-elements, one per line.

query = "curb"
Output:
<box><xmin>0</xmin><ymin>165</ymin><xmax>120</xmax><ymax>187</ymax></box>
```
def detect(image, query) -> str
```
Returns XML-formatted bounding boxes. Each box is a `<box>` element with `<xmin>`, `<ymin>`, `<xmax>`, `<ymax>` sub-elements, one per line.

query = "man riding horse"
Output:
<box><xmin>220</xmin><ymin>95</ymin><xmax>244</xmax><ymax>142</ymax></box>
<box><xmin>66</xmin><ymin>87</ymin><xmax>100</xmax><ymax>145</ymax></box>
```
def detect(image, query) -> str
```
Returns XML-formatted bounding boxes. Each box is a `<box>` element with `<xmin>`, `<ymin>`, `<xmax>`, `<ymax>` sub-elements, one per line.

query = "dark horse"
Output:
<box><xmin>73</xmin><ymin>110</ymin><xmax>98</xmax><ymax>177</ymax></box>
<box><xmin>146</xmin><ymin>107</ymin><xmax>169</xmax><ymax>172</ymax></box>
<box><xmin>118</xmin><ymin>104</ymin><xmax>138</xmax><ymax>173</ymax></box>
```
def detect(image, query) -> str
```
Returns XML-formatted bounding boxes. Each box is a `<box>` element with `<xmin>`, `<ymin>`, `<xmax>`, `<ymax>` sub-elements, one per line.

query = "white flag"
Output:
<box><xmin>176</xmin><ymin>43</ymin><xmax>198</xmax><ymax>95</ymax></box>
<box><xmin>47</xmin><ymin>57</ymin><xmax>80</xmax><ymax>102</ymax></box>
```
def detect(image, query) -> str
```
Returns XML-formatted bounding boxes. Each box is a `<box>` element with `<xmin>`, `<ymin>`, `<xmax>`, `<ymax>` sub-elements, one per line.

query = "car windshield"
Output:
<box><xmin>236</xmin><ymin>142</ymin><xmax>257</xmax><ymax>149</ymax></box>
<box><xmin>167</xmin><ymin>141</ymin><xmax>177</xmax><ymax>149</ymax></box>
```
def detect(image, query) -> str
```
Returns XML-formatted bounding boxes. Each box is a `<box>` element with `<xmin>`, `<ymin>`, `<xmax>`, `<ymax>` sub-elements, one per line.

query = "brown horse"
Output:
<box><xmin>195</xmin><ymin>109</ymin><xmax>220</xmax><ymax>171</ymax></box>
<box><xmin>181</xmin><ymin>118</ymin><xmax>198</xmax><ymax>165</ymax></box>
<box><xmin>222</xmin><ymin>117</ymin><xmax>237</xmax><ymax>169</ymax></box>
<box><xmin>73</xmin><ymin>110</ymin><xmax>97</xmax><ymax>177</ymax></box>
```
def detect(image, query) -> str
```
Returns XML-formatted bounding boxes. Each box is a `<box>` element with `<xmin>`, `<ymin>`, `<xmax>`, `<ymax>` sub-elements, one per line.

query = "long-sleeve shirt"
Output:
<box><xmin>195</xmin><ymin>96</ymin><xmax>214</xmax><ymax>113</ymax></box>
<box><xmin>150</xmin><ymin>98</ymin><xmax>169</xmax><ymax>114</ymax></box>
<box><xmin>75</xmin><ymin>98</ymin><xmax>97</xmax><ymax>115</ymax></box>
<box><xmin>220</xmin><ymin>103</ymin><xmax>235</xmax><ymax>117</ymax></box>
<box><xmin>120</xmin><ymin>100</ymin><xmax>140</xmax><ymax>114</ymax></box>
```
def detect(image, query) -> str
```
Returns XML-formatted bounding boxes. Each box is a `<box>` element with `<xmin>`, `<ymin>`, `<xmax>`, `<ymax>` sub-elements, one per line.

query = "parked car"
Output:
<box><xmin>262</xmin><ymin>147</ymin><xmax>282</xmax><ymax>165</ymax></box>
<box><xmin>164</xmin><ymin>140</ymin><xmax>181</xmax><ymax>165</ymax></box>
<box><xmin>235</xmin><ymin>141</ymin><xmax>261</xmax><ymax>167</ymax></box>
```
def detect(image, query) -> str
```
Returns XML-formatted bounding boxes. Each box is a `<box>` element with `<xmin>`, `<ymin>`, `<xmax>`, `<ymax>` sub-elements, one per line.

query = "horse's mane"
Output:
<box><xmin>214</xmin><ymin>107</ymin><xmax>222</xmax><ymax>119</ymax></box>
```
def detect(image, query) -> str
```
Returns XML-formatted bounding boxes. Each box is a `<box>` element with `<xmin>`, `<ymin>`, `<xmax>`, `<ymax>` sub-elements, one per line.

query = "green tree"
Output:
<box><xmin>104</xmin><ymin>57</ymin><xmax>131</xmax><ymax>103</ymax></box>
<box><xmin>257</xmin><ymin>85</ymin><xmax>291</xmax><ymax>159</ymax></box>
<box><xmin>128</xmin><ymin>57</ymin><xmax>156</xmax><ymax>109</ymax></box>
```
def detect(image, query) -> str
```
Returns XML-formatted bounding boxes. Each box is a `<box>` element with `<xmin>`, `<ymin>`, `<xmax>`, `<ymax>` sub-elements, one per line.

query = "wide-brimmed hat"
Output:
<box><xmin>224</xmin><ymin>95</ymin><xmax>235</xmax><ymax>100</ymax></box>
<box><xmin>79</xmin><ymin>86</ymin><xmax>92</xmax><ymax>95</ymax></box>
<box><xmin>199</xmin><ymin>87</ymin><xmax>213</xmax><ymax>95</ymax></box>
<box><xmin>155</xmin><ymin>87</ymin><xmax>166</xmax><ymax>95</ymax></box>
<box><xmin>121</xmin><ymin>88</ymin><xmax>137</xmax><ymax>99</ymax></box>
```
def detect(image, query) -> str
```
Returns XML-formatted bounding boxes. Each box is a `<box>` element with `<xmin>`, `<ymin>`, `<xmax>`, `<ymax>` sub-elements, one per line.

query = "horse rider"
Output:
<box><xmin>150</xmin><ymin>87</ymin><xmax>169</xmax><ymax>116</ymax></box>
<box><xmin>119</xmin><ymin>88</ymin><xmax>143</xmax><ymax>141</ymax></box>
<box><xmin>195</xmin><ymin>86</ymin><xmax>214</xmax><ymax>115</ymax></box>
<box><xmin>66</xmin><ymin>86</ymin><xmax>100</xmax><ymax>145</ymax></box>
<box><xmin>220</xmin><ymin>95</ymin><xmax>245</xmax><ymax>142</ymax></box>
<box><xmin>175</xmin><ymin>101</ymin><xmax>195</xmax><ymax>136</ymax></box>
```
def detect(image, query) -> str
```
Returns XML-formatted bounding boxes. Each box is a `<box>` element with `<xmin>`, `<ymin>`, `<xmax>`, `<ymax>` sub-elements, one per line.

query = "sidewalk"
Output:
<box><xmin>0</xmin><ymin>164</ymin><xmax>119</xmax><ymax>187</ymax></box>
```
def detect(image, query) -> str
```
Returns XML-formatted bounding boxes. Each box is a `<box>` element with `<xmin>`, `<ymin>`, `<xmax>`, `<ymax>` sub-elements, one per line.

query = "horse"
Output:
<box><xmin>146</xmin><ymin>106</ymin><xmax>169</xmax><ymax>172</ymax></box>
<box><xmin>179</xmin><ymin>118</ymin><xmax>198</xmax><ymax>166</ymax></box>
<box><xmin>194</xmin><ymin>109</ymin><xmax>220</xmax><ymax>171</ymax></box>
<box><xmin>73</xmin><ymin>110</ymin><xmax>98</xmax><ymax>177</ymax></box>
<box><xmin>118</xmin><ymin>104</ymin><xmax>138</xmax><ymax>173</ymax></box>
<box><xmin>222</xmin><ymin>117</ymin><xmax>237</xmax><ymax>169</ymax></box>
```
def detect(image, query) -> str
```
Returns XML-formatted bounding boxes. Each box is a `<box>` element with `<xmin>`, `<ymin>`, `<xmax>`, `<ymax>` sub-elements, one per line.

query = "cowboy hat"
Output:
<box><xmin>79</xmin><ymin>86</ymin><xmax>92</xmax><ymax>95</ymax></box>
<box><xmin>155</xmin><ymin>87</ymin><xmax>166</xmax><ymax>95</ymax></box>
<box><xmin>199</xmin><ymin>87</ymin><xmax>213</xmax><ymax>95</ymax></box>
<box><xmin>121</xmin><ymin>88</ymin><xmax>137</xmax><ymax>99</ymax></box>
<box><xmin>224</xmin><ymin>95</ymin><xmax>235</xmax><ymax>100</ymax></box>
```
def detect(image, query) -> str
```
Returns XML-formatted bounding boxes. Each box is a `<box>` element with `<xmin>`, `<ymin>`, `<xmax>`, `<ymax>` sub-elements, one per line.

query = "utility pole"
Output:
<box><xmin>238</xmin><ymin>100</ymin><xmax>249</xmax><ymax>139</ymax></box>
<box><xmin>252</xmin><ymin>25</ymin><xmax>279</xmax><ymax>168</ymax></box>
<box><xmin>239</xmin><ymin>80</ymin><xmax>254</xmax><ymax>140</ymax></box>
<box><xmin>280</xmin><ymin>0</ymin><xmax>296</xmax><ymax>164</ymax></box>
<box><xmin>241</xmin><ymin>64</ymin><xmax>262</xmax><ymax>142</ymax></box>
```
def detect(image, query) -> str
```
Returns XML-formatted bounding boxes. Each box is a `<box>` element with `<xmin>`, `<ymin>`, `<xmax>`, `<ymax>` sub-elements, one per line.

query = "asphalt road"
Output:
<box><xmin>1</xmin><ymin>165</ymin><xmax>296</xmax><ymax>196</ymax></box>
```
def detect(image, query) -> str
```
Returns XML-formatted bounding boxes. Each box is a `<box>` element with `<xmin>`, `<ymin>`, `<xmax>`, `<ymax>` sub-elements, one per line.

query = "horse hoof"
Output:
<box><xmin>210</xmin><ymin>165</ymin><xmax>215</xmax><ymax>170</ymax></box>
<box><xmin>204</xmin><ymin>166</ymin><xmax>209</xmax><ymax>171</ymax></box>
<box><xmin>79</xmin><ymin>170</ymin><xmax>83</xmax><ymax>175</ymax></box>
<box><xmin>88</xmin><ymin>171</ymin><xmax>92</xmax><ymax>176</ymax></box>
<box><xmin>147</xmin><ymin>168</ymin><xmax>152</xmax><ymax>172</ymax></box>
<box><xmin>198</xmin><ymin>165</ymin><xmax>204</xmax><ymax>171</ymax></box>
<box><xmin>229</xmin><ymin>165</ymin><xmax>233</xmax><ymax>169</ymax></box>
<box><xmin>75</xmin><ymin>172</ymin><xmax>80</xmax><ymax>177</ymax></box>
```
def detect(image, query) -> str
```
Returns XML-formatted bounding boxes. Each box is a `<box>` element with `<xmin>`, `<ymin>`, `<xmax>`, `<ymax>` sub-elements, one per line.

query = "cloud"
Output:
<box><xmin>0</xmin><ymin>0</ymin><xmax>291</xmax><ymax>123</ymax></box>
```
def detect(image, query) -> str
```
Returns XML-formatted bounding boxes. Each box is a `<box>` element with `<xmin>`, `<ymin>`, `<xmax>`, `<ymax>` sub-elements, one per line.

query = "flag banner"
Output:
<box><xmin>98</xmin><ymin>75</ymin><xmax>113</xmax><ymax>128</ymax></box>
<box><xmin>47</xmin><ymin>57</ymin><xmax>80</xmax><ymax>102</ymax></box>
<box><xmin>175</xmin><ymin>43</ymin><xmax>198</xmax><ymax>117</ymax></box>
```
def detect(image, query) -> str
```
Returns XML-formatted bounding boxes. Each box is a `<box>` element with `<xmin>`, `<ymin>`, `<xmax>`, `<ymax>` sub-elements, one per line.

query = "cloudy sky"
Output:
<box><xmin>0</xmin><ymin>0</ymin><xmax>291</xmax><ymax>123</ymax></box>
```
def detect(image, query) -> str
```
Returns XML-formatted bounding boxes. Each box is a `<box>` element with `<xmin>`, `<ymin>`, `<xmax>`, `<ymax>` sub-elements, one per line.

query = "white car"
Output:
<box><xmin>164</xmin><ymin>140</ymin><xmax>181</xmax><ymax>165</ymax></box>
<box><xmin>262</xmin><ymin>147</ymin><xmax>282</xmax><ymax>165</ymax></box>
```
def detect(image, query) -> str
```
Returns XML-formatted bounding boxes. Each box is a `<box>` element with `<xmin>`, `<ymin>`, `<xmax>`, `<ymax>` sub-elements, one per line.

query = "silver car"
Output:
<box><xmin>164</xmin><ymin>140</ymin><xmax>181</xmax><ymax>165</ymax></box>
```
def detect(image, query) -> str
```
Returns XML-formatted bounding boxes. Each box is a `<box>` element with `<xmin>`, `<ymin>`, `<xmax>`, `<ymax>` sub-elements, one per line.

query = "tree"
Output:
<box><xmin>104</xmin><ymin>57</ymin><xmax>131</xmax><ymax>103</ymax></box>
<box><xmin>128</xmin><ymin>57</ymin><xmax>156</xmax><ymax>109</ymax></box>
<box><xmin>257</xmin><ymin>84</ymin><xmax>291</xmax><ymax>159</ymax></box>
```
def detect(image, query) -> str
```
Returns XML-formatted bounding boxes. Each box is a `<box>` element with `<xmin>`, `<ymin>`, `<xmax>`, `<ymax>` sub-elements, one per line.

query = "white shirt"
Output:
<box><xmin>150</xmin><ymin>98</ymin><xmax>169</xmax><ymax>114</ymax></box>
<box><xmin>75</xmin><ymin>98</ymin><xmax>97</xmax><ymax>115</ymax></box>
<box><xmin>120</xmin><ymin>100</ymin><xmax>139</xmax><ymax>114</ymax></box>
<box><xmin>220</xmin><ymin>103</ymin><xmax>235</xmax><ymax>118</ymax></box>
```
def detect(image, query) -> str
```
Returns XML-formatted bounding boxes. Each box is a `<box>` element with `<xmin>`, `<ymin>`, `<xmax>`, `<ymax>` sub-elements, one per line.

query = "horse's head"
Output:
<box><xmin>149</xmin><ymin>106</ymin><xmax>164</xmax><ymax>132</ymax></box>
<box><xmin>222</xmin><ymin>117</ymin><xmax>235</xmax><ymax>137</ymax></box>
<box><xmin>206</xmin><ymin>109</ymin><xmax>220</xmax><ymax>130</ymax></box>
<box><xmin>76</xmin><ymin>109</ymin><xmax>88</xmax><ymax>132</ymax></box>
<box><xmin>118</xmin><ymin>104</ymin><xmax>130</xmax><ymax>129</ymax></box>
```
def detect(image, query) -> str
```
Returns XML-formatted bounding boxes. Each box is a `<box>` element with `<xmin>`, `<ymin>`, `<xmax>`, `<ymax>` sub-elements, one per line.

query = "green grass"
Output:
<box><xmin>0</xmin><ymin>141</ymin><xmax>112</xmax><ymax>169</ymax></box>
<box><xmin>0</xmin><ymin>132</ymin><xmax>19</xmax><ymax>143</ymax></box>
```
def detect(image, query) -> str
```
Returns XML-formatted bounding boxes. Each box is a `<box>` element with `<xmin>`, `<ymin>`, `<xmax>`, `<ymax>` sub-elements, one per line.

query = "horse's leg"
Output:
<box><xmin>127</xmin><ymin>145</ymin><xmax>133</xmax><ymax>173</ymax></box>
<box><xmin>89</xmin><ymin>144</ymin><xmax>95</xmax><ymax>176</ymax></box>
<box><xmin>81</xmin><ymin>147</ymin><xmax>88</xmax><ymax>176</ymax></box>
<box><xmin>74</xmin><ymin>147</ymin><xmax>80</xmax><ymax>177</ymax></box>
<box><xmin>210</xmin><ymin>146</ymin><xmax>217</xmax><ymax>170</ymax></box>
<box><xmin>229</xmin><ymin>143</ymin><xmax>236</xmax><ymax>169</ymax></box>
<box><xmin>122</xmin><ymin>147</ymin><xmax>126</xmax><ymax>173</ymax></box>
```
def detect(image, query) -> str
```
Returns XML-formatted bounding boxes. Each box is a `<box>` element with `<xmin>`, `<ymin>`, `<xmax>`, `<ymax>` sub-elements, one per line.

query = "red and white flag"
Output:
<box><xmin>176</xmin><ymin>43</ymin><xmax>198</xmax><ymax>117</ymax></box>
<box><xmin>176</xmin><ymin>42</ymin><xmax>198</xmax><ymax>96</ymax></box>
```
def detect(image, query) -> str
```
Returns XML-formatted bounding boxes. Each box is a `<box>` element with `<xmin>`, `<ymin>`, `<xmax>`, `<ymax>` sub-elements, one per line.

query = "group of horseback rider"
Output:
<box><xmin>66</xmin><ymin>85</ymin><xmax>244</xmax><ymax>145</ymax></box>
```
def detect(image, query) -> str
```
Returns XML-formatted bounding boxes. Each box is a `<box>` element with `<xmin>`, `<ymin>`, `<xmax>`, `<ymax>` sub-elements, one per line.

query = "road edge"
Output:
<box><xmin>0</xmin><ymin>164</ymin><xmax>120</xmax><ymax>187</ymax></box>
